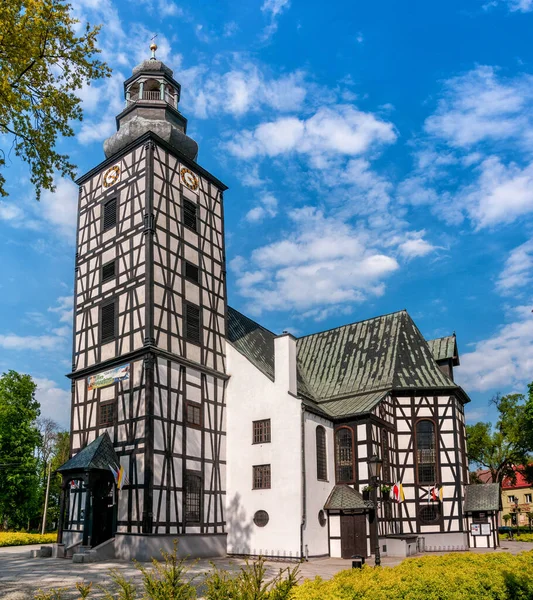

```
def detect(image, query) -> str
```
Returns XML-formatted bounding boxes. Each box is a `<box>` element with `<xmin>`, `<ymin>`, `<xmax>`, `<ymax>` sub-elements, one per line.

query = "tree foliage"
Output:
<box><xmin>0</xmin><ymin>370</ymin><xmax>41</xmax><ymax>529</ymax></box>
<box><xmin>466</xmin><ymin>392</ymin><xmax>532</xmax><ymax>483</ymax></box>
<box><xmin>0</xmin><ymin>0</ymin><xmax>110</xmax><ymax>199</ymax></box>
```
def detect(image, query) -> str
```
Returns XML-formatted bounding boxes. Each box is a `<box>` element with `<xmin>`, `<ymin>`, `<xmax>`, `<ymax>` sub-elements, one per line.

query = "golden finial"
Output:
<box><xmin>150</xmin><ymin>35</ymin><xmax>158</xmax><ymax>60</ymax></box>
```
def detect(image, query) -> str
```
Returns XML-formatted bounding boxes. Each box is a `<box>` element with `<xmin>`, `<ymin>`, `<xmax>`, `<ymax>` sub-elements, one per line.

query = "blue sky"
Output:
<box><xmin>1</xmin><ymin>0</ymin><xmax>533</xmax><ymax>429</ymax></box>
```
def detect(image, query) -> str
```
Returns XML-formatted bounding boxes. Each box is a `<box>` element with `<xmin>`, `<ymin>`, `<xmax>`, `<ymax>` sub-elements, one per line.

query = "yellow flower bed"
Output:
<box><xmin>0</xmin><ymin>532</ymin><xmax>57</xmax><ymax>547</ymax></box>
<box><xmin>501</xmin><ymin>532</ymin><xmax>533</xmax><ymax>542</ymax></box>
<box><xmin>291</xmin><ymin>551</ymin><xmax>533</xmax><ymax>600</ymax></box>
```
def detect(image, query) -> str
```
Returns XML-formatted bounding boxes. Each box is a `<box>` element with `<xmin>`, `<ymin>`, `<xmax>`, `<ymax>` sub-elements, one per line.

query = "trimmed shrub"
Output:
<box><xmin>0</xmin><ymin>532</ymin><xmax>57</xmax><ymax>547</ymax></box>
<box><xmin>290</xmin><ymin>551</ymin><xmax>533</xmax><ymax>600</ymax></box>
<box><xmin>501</xmin><ymin>532</ymin><xmax>533</xmax><ymax>542</ymax></box>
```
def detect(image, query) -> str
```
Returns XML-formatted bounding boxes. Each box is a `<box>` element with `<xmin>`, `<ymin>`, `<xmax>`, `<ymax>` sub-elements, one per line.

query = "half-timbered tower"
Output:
<box><xmin>59</xmin><ymin>45</ymin><xmax>228</xmax><ymax>560</ymax></box>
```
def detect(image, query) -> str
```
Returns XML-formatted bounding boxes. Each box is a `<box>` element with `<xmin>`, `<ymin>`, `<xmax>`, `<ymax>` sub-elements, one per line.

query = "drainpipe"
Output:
<box><xmin>300</xmin><ymin>404</ymin><xmax>307</xmax><ymax>561</ymax></box>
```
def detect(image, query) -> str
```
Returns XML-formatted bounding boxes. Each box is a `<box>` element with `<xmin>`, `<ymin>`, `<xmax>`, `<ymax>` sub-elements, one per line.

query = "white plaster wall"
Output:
<box><xmin>226</xmin><ymin>340</ymin><xmax>302</xmax><ymax>558</ymax></box>
<box><xmin>302</xmin><ymin>412</ymin><xmax>335</xmax><ymax>556</ymax></box>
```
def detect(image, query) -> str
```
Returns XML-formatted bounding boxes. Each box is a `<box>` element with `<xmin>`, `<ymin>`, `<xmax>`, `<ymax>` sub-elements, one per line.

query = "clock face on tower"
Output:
<box><xmin>181</xmin><ymin>167</ymin><xmax>199</xmax><ymax>191</ymax></box>
<box><xmin>103</xmin><ymin>165</ymin><xmax>121</xmax><ymax>188</ymax></box>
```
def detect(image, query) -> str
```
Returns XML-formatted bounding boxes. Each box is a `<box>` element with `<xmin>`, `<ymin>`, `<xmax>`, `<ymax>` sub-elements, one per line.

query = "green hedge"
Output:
<box><xmin>290</xmin><ymin>551</ymin><xmax>533</xmax><ymax>600</ymax></box>
<box><xmin>0</xmin><ymin>532</ymin><xmax>57</xmax><ymax>547</ymax></box>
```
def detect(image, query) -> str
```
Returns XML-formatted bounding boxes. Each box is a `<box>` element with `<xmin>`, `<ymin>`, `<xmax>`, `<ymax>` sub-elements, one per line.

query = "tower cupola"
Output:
<box><xmin>103</xmin><ymin>44</ymin><xmax>198</xmax><ymax>160</ymax></box>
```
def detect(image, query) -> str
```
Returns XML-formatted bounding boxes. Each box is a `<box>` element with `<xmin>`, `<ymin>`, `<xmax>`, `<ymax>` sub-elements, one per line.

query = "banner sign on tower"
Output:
<box><xmin>87</xmin><ymin>364</ymin><xmax>130</xmax><ymax>390</ymax></box>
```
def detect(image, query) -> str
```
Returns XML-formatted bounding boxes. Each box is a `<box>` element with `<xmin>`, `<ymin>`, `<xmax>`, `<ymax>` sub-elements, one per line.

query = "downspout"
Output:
<box><xmin>300</xmin><ymin>403</ymin><xmax>307</xmax><ymax>561</ymax></box>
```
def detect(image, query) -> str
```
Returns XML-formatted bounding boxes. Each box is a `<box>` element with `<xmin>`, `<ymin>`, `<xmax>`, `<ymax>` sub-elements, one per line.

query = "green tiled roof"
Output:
<box><xmin>57</xmin><ymin>432</ymin><xmax>119</xmax><ymax>474</ymax></box>
<box><xmin>464</xmin><ymin>483</ymin><xmax>501</xmax><ymax>512</ymax></box>
<box><xmin>297</xmin><ymin>310</ymin><xmax>457</xmax><ymax>400</ymax></box>
<box><xmin>227</xmin><ymin>307</ymin><xmax>469</xmax><ymax>420</ymax></box>
<box><xmin>427</xmin><ymin>334</ymin><xmax>459</xmax><ymax>366</ymax></box>
<box><xmin>227</xmin><ymin>306</ymin><xmax>275</xmax><ymax>381</ymax></box>
<box><xmin>324</xmin><ymin>484</ymin><xmax>372</xmax><ymax>511</ymax></box>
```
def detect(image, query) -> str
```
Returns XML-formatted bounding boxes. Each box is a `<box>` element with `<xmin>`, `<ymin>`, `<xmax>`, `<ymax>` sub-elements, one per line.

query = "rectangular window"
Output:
<box><xmin>102</xmin><ymin>260</ymin><xmax>116</xmax><ymax>283</ymax></box>
<box><xmin>253</xmin><ymin>419</ymin><xmax>271</xmax><ymax>444</ymax></box>
<box><xmin>186</xmin><ymin>401</ymin><xmax>202</xmax><ymax>427</ymax></box>
<box><xmin>101</xmin><ymin>301</ymin><xmax>116</xmax><ymax>343</ymax></box>
<box><xmin>184</xmin><ymin>260</ymin><xmax>200</xmax><ymax>284</ymax></box>
<box><xmin>253</xmin><ymin>464</ymin><xmax>271</xmax><ymax>489</ymax></box>
<box><xmin>525</xmin><ymin>494</ymin><xmax>532</xmax><ymax>503</ymax></box>
<box><xmin>185</xmin><ymin>303</ymin><xmax>201</xmax><ymax>344</ymax></box>
<box><xmin>185</xmin><ymin>472</ymin><xmax>202</xmax><ymax>523</ymax></box>
<box><xmin>103</xmin><ymin>198</ymin><xmax>117</xmax><ymax>231</ymax></box>
<box><xmin>99</xmin><ymin>402</ymin><xmax>115</xmax><ymax>426</ymax></box>
<box><xmin>183</xmin><ymin>199</ymin><xmax>198</xmax><ymax>232</ymax></box>
<box><xmin>508</xmin><ymin>495</ymin><xmax>517</xmax><ymax>503</ymax></box>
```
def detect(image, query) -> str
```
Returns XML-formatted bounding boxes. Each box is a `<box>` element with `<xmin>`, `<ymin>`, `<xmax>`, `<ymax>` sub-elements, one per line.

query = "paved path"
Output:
<box><xmin>1</xmin><ymin>541</ymin><xmax>533</xmax><ymax>599</ymax></box>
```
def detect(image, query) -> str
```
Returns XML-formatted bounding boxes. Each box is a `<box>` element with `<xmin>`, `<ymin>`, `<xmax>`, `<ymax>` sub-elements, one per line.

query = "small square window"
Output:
<box><xmin>102</xmin><ymin>260</ymin><xmax>116</xmax><ymax>283</ymax></box>
<box><xmin>253</xmin><ymin>464</ymin><xmax>271</xmax><ymax>489</ymax></box>
<box><xmin>184</xmin><ymin>261</ymin><xmax>200</xmax><ymax>284</ymax></box>
<box><xmin>99</xmin><ymin>402</ymin><xmax>115</xmax><ymax>426</ymax></box>
<box><xmin>183</xmin><ymin>199</ymin><xmax>198</xmax><ymax>232</ymax></box>
<box><xmin>525</xmin><ymin>494</ymin><xmax>532</xmax><ymax>504</ymax></box>
<box><xmin>186</xmin><ymin>401</ymin><xmax>202</xmax><ymax>427</ymax></box>
<box><xmin>101</xmin><ymin>301</ymin><xmax>115</xmax><ymax>343</ymax></box>
<box><xmin>252</xmin><ymin>419</ymin><xmax>271</xmax><ymax>444</ymax></box>
<box><xmin>185</xmin><ymin>303</ymin><xmax>201</xmax><ymax>344</ymax></box>
<box><xmin>103</xmin><ymin>198</ymin><xmax>117</xmax><ymax>231</ymax></box>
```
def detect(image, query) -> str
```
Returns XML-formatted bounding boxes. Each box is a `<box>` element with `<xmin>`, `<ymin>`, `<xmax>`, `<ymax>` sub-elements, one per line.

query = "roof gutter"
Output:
<box><xmin>300</xmin><ymin>404</ymin><xmax>307</xmax><ymax>561</ymax></box>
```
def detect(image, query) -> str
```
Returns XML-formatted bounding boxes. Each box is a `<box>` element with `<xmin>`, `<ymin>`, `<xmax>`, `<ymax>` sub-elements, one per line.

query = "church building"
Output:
<box><xmin>56</xmin><ymin>47</ymin><xmax>485</xmax><ymax>562</ymax></box>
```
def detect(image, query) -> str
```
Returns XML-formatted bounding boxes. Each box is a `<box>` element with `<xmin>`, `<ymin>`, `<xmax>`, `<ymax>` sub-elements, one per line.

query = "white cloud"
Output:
<box><xmin>398</xmin><ymin>237</ymin><xmax>436</xmax><ymax>259</ymax></box>
<box><xmin>226</xmin><ymin>105</ymin><xmax>397</xmax><ymax>160</ymax></box>
<box><xmin>39</xmin><ymin>178</ymin><xmax>79</xmax><ymax>242</ymax></box>
<box><xmin>245</xmin><ymin>193</ymin><xmax>278</xmax><ymax>223</ymax></box>
<box><xmin>457</xmin><ymin>305</ymin><xmax>533</xmax><ymax>392</ymax></box>
<box><xmin>0</xmin><ymin>202</ymin><xmax>24</xmax><ymax>222</ymax></box>
<box><xmin>34</xmin><ymin>378</ymin><xmax>71</xmax><ymax>429</ymax></box>
<box><xmin>48</xmin><ymin>296</ymin><xmax>74</xmax><ymax>324</ymax></box>
<box><xmin>496</xmin><ymin>239</ymin><xmax>533</xmax><ymax>293</ymax></box>
<box><xmin>424</xmin><ymin>66</ymin><xmax>533</xmax><ymax>149</ymax></box>
<box><xmin>261</xmin><ymin>0</ymin><xmax>290</xmax><ymax>40</ymax></box>
<box><xmin>223</xmin><ymin>21</ymin><xmax>239</xmax><ymax>37</ymax></box>
<box><xmin>461</xmin><ymin>157</ymin><xmax>533</xmax><ymax>228</ymax></box>
<box><xmin>503</xmin><ymin>0</ymin><xmax>533</xmax><ymax>11</ymax></box>
<box><xmin>0</xmin><ymin>334</ymin><xmax>64</xmax><ymax>351</ymax></box>
<box><xmin>157</xmin><ymin>0</ymin><xmax>184</xmax><ymax>17</ymax></box>
<box><xmin>235</xmin><ymin>207</ymin><xmax>399</xmax><ymax>316</ymax></box>
<box><xmin>182</xmin><ymin>64</ymin><xmax>308</xmax><ymax>118</ymax></box>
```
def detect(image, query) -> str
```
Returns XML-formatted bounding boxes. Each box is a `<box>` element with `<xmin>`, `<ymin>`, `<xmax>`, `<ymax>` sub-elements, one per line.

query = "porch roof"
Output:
<box><xmin>57</xmin><ymin>432</ymin><xmax>119</xmax><ymax>475</ymax></box>
<box><xmin>324</xmin><ymin>484</ymin><xmax>373</xmax><ymax>511</ymax></box>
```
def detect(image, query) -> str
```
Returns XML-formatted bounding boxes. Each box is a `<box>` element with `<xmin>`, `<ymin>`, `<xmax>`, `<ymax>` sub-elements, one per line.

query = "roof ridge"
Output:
<box><xmin>227</xmin><ymin>305</ymin><xmax>277</xmax><ymax>337</ymax></box>
<box><xmin>296</xmin><ymin>309</ymin><xmax>408</xmax><ymax>341</ymax></box>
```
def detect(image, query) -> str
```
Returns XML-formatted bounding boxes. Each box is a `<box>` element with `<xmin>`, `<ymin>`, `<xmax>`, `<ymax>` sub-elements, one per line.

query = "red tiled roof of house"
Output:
<box><xmin>502</xmin><ymin>466</ymin><xmax>532</xmax><ymax>490</ymax></box>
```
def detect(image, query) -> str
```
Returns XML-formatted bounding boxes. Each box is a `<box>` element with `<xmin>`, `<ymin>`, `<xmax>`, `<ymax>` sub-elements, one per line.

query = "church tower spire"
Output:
<box><xmin>104</xmin><ymin>45</ymin><xmax>198</xmax><ymax>161</ymax></box>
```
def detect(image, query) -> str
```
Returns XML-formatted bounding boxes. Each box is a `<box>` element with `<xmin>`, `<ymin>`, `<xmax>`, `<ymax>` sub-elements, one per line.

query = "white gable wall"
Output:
<box><xmin>226</xmin><ymin>337</ymin><xmax>303</xmax><ymax>558</ymax></box>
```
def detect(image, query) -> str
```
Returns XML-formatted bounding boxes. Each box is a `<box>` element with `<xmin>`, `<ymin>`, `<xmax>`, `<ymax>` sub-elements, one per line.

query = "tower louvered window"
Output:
<box><xmin>102</xmin><ymin>260</ymin><xmax>116</xmax><ymax>283</ymax></box>
<box><xmin>184</xmin><ymin>261</ymin><xmax>200</xmax><ymax>284</ymax></box>
<box><xmin>416</xmin><ymin>420</ymin><xmax>437</xmax><ymax>484</ymax></box>
<box><xmin>335</xmin><ymin>427</ymin><xmax>354</xmax><ymax>483</ymax></box>
<box><xmin>316</xmin><ymin>426</ymin><xmax>327</xmax><ymax>481</ymax></box>
<box><xmin>185</xmin><ymin>472</ymin><xmax>202</xmax><ymax>522</ymax></box>
<box><xmin>103</xmin><ymin>198</ymin><xmax>117</xmax><ymax>231</ymax></box>
<box><xmin>101</xmin><ymin>301</ymin><xmax>115</xmax><ymax>343</ymax></box>
<box><xmin>183</xmin><ymin>199</ymin><xmax>198</xmax><ymax>231</ymax></box>
<box><xmin>185</xmin><ymin>303</ymin><xmax>201</xmax><ymax>344</ymax></box>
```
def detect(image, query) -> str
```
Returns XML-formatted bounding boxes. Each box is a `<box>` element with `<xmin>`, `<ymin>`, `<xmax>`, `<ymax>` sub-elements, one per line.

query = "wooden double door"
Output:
<box><xmin>340</xmin><ymin>514</ymin><xmax>367</xmax><ymax>558</ymax></box>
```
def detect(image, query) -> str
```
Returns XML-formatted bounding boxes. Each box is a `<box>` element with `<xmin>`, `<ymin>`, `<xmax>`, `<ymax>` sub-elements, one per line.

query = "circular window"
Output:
<box><xmin>318</xmin><ymin>510</ymin><xmax>327</xmax><ymax>527</ymax></box>
<box><xmin>419</xmin><ymin>505</ymin><xmax>439</xmax><ymax>524</ymax></box>
<box><xmin>253</xmin><ymin>510</ymin><xmax>269</xmax><ymax>527</ymax></box>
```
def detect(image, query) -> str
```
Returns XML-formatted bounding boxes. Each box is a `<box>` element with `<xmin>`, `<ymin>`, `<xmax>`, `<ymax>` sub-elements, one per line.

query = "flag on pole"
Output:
<box><xmin>430</xmin><ymin>484</ymin><xmax>443</xmax><ymax>502</ymax></box>
<box><xmin>109</xmin><ymin>463</ymin><xmax>129</xmax><ymax>490</ymax></box>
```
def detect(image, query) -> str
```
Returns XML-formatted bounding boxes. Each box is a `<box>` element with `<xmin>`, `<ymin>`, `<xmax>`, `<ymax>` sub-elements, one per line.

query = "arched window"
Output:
<box><xmin>316</xmin><ymin>426</ymin><xmax>327</xmax><ymax>481</ymax></box>
<box><xmin>335</xmin><ymin>427</ymin><xmax>354</xmax><ymax>483</ymax></box>
<box><xmin>416</xmin><ymin>420</ymin><xmax>437</xmax><ymax>484</ymax></box>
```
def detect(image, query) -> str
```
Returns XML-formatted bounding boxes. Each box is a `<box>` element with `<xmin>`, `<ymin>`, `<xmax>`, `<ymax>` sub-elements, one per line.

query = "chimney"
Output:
<box><xmin>274</xmin><ymin>332</ymin><xmax>297</xmax><ymax>395</ymax></box>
